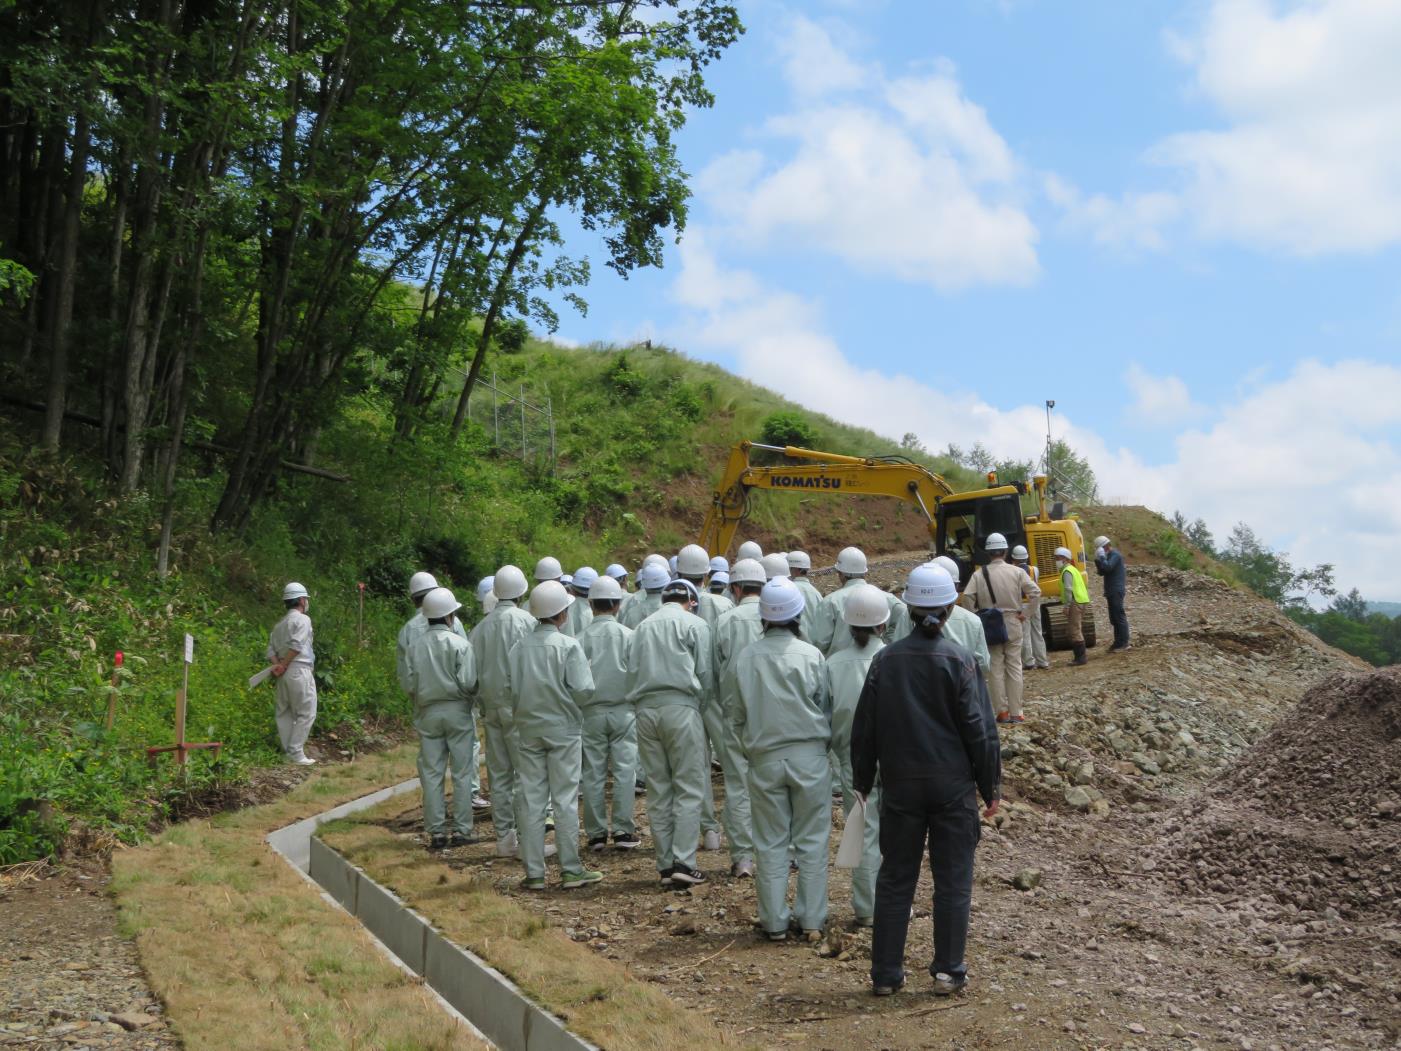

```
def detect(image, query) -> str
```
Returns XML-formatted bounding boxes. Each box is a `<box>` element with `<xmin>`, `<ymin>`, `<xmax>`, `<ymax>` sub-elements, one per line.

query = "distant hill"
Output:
<box><xmin>1367</xmin><ymin>601</ymin><xmax>1401</xmax><ymax>618</ymax></box>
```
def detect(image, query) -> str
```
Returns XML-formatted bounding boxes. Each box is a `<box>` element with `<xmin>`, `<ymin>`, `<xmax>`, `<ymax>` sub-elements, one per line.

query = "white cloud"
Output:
<box><xmin>1154</xmin><ymin>0</ymin><xmax>1401</xmax><ymax>254</ymax></box>
<box><xmin>1044</xmin><ymin>174</ymin><xmax>1180</xmax><ymax>252</ymax></box>
<box><xmin>700</xmin><ymin>32</ymin><xmax>1038</xmax><ymax>290</ymax></box>
<box><xmin>1123</xmin><ymin>363</ymin><xmax>1203</xmax><ymax>426</ymax></box>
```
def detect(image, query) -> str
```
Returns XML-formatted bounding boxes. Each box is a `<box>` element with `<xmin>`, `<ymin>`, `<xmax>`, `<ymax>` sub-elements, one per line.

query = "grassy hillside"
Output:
<box><xmin>1</xmin><ymin>339</ymin><xmax>980</xmax><ymax>863</ymax></box>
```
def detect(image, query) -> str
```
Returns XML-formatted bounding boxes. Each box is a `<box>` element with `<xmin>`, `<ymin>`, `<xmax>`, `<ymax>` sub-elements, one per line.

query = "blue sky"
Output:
<box><xmin>547</xmin><ymin>0</ymin><xmax>1401</xmax><ymax>600</ymax></box>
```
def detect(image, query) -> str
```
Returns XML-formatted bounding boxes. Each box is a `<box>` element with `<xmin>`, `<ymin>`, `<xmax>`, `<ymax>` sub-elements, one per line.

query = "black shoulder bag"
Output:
<box><xmin>976</xmin><ymin>566</ymin><xmax>1009</xmax><ymax>646</ymax></box>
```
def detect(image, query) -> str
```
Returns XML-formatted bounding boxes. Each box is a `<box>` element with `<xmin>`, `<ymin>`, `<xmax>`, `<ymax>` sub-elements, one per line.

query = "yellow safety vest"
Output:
<box><xmin>1061</xmin><ymin>563</ymin><xmax>1090</xmax><ymax>605</ymax></box>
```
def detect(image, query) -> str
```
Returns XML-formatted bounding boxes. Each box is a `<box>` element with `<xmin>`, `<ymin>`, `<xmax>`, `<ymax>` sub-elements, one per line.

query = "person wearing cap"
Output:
<box><xmin>505</xmin><ymin>580</ymin><xmax>601</xmax><ymax>890</ymax></box>
<box><xmin>709</xmin><ymin>557</ymin><xmax>769</xmax><ymax>878</ymax></box>
<box><xmin>628</xmin><ymin>578</ymin><xmax>714</xmax><ymax>887</ymax></box>
<box><xmin>604</xmin><ymin>563</ymin><xmax>630</xmax><ymax>593</ymax></box>
<box><xmin>562</xmin><ymin>567</ymin><xmax>598</xmax><ymax>638</ymax></box>
<box><xmin>619</xmin><ymin>561</ymin><xmax>670</xmax><ymax>629</ymax></box>
<box><xmin>811</xmin><ymin>547</ymin><xmax>910</xmax><ymax>656</ymax></box>
<box><xmin>737</xmin><ymin>540</ymin><xmax>764</xmax><ymax>563</ymax></box>
<box><xmin>476</xmin><ymin>576</ymin><xmax>498</xmax><ymax>618</ymax></box>
<box><xmin>851</xmin><ymin>564</ymin><xmax>1001</xmax><ymax>998</ymax></box>
<box><xmin>920</xmin><ymin>557</ymin><xmax>992</xmax><ymax>676</ymax></box>
<box><xmin>400</xmin><ymin>572</ymin><xmax>486</xmax><ymax>809</ymax></box>
<box><xmin>534</xmin><ymin>556</ymin><xmax>564</xmax><ymax>584</ymax></box>
<box><xmin>961</xmin><ymin>534</ymin><xmax>1039</xmax><ymax>724</ymax></box>
<box><xmin>1093</xmin><ymin>536</ymin><xmax>1130</xmax><ymax>652</ymax></box>
<box><xmin>577</xmin><ymin>575</ymin><xmax>640</xmax><ymax>852</ymax></box>
<box><xmin>709</xmin><ymin>554</ymin><xmax>730</xmax><ymax>577</ymax></box>
<box><xmin>728</xmin><ymin>578</ymin><xmax>832</xmax><ymax>941</ymax></box>
<box><xmin>824</xmin><ymin>585</ymin><xmax>890</xmax><ymax>928</ymax></box>
<box><xmin>406</xmin><ymin>587</ymin><xmax>479</xmax><ymax>850</ymax></box>
<box><xmin>708</xmin><ymin>570</ymin><xmax>730</xmax><ymax>595</ymax></box>
<box><xmin>470</xmin><ymin>565</ymin><xmax>537</xmax><ymax>856</ymax></box>
<box><xmin>1056</xmin><ymin>547</ymin><xmax>1092</xmax><ymax>666</ymax></box>
<box><xmin>786</xmin><ymin>550</ymin><xmax>824</xmax><ymax>617</ymax></box>
<box><xmin>267</xmin><ymin>583</ymin><xmax>317</xmax><ymax>766</ymax></box>
<box><xmin>1011</xmin><ymin>547</ymin><xmax>1050</xmax><ymax>671</ymax></box>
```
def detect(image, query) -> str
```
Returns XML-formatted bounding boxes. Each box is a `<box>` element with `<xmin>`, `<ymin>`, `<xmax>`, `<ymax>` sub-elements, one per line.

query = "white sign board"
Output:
<box><xmin>184</xmin><ymin>633</ymin><xmax>195</xmax><ymax>664</ymax></box>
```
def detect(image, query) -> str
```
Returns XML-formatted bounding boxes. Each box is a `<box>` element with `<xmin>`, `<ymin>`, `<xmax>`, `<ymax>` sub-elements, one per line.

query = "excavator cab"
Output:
<box><xmin>934</xmin><ymin>490</ymin><xmax>1028</xmax><ymax>587</ymax></box>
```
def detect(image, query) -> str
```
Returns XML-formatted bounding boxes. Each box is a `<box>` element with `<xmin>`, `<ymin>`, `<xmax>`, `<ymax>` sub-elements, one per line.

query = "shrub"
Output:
<box><xmin>759</xmin><ymin>411</ymin><xmax>818</xmax><ymax>450</ymax></box>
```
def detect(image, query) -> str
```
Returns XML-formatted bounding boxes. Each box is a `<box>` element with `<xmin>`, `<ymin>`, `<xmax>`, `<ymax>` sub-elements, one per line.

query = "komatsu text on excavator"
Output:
<box><xmin>698</xmin><ymin>441</ymin><xmax>1096</xmax><ymax>649</ymax></box>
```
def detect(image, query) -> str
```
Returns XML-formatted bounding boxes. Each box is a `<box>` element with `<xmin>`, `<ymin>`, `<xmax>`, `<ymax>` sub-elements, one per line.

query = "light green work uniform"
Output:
<box><xmin>729</xmin><ymin>627</ymin><xmax>833</xmax><ymax>935</ymax></box>
<box><xmin>813</xmin><ymin>578</ymin><xmax>911</xmax><ymax>655</ymax></box>
<box><xmin>823</xmin><ymin>635</ymin><xmax>884</xmax><ymax>922</ymax></box>
<box><xmin>400</xmin><ymin>611</ymin><xmax>480</xmax><ymax>795</ymax></box>
<box><xmin>505</xmin><ymin>622</ymin><xmax>595</xmax><ymax>880</ymax></box>
<box><xmin>406</xmin><ymin>624</ymin><xmax>478</xmax><ymax>838</ymax></box>
<box><xmin>562</xmin><ymin>596</ymin><xmax>593</xmax><ymax>638</ymax></box>
<box><xmin>791</xmin><ymin>576</ymin><xmax>824</xmax><ymax>640</ymax></box>
<box><xmin>266</xmin><ymin>609</ymin><xmax>316</xmax><ymax>762</ymax></box>
<box><xmin>905</xmin><ymin>603</ymin><xmax>991</xmax><ymax>672</ymax></box>
<box><xmin>687</xmin><ymin>586</ymin><xmax>731</xmax><ymax>837</ymax></box>
<box><xmin>619</xmin><ymin>590</ymin><xmax>662</xmax><ymax>629</ymax></box>
<box><xmin>470</xmin><ymin>599</ymin><xmax>536</xmax><ymax>839</ymax></box>
<box><xmin>710</xmin><ymin>596</ymin><xmax>766</xmax><ymax>864</ymax></box>
<box><xmin>628</xmin><ymin>602</ymin><xmax>713</xmax><ymax>874</ymax></box>
<box><xmin>693</xmin><ymin>588</ymin><xmax>733</xmax><ymax>631</ymax></box>
<box><xmin>578</xmin><ymin>614</ymin><xmax>637</xmax><ymax>840</ymax></box>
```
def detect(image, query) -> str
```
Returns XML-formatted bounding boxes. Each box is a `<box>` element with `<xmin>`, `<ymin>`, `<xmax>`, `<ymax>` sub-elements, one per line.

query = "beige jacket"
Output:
<box><xmin>962</xmin><ymin>559</ymin><xmax>1039</xmax><ymax>618</ymax></box>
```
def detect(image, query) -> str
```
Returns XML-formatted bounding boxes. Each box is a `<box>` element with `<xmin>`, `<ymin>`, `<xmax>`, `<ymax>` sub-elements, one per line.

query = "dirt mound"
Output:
<box><xmin>1149</xmin><ymin>668</ymin><xmax>1401</xmax><ymax>918</ymax></box>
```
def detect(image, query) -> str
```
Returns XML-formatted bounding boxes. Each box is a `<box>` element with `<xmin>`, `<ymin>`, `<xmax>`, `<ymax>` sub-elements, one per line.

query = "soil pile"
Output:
<box><xmin>1148</xmin><ymin>667</ymin><xmax>1401</xmax><ymax>918</ymax></box>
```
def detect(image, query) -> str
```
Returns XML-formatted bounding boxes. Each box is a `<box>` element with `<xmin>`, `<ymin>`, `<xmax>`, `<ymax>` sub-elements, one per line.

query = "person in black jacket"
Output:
<box><xmin>1093</xmin><ymin>535</ymin><xmax>1130</xmax><ymax>651</ymax></box>
<box><xmin>850</xmin><ymin>564</ymin><xmax>1001</xmax><ymax>998</ymax></box>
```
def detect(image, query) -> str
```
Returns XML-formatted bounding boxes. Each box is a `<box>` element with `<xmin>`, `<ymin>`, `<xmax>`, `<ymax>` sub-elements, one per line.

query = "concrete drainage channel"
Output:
<box><xmin>265</xmin><ymin>780</ymin><xmax>599</xmax><ymax>1051</ymax></box>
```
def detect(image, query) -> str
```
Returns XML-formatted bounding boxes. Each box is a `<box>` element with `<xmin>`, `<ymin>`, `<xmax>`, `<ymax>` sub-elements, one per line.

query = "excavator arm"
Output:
<box><xmin>698</xmin><ymin>441</ymin><xmax>956</xmax><ymax>557</ymax></box>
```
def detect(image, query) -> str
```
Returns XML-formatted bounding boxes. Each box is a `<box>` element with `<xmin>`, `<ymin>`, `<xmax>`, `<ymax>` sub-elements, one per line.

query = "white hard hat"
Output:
<box><xmin>494</xmin><ymin>564</ymin><xmax>529</xmax><ymax>600</ymax></box>
<box><xmin>1011</xmin><ymin>545</ymin><xmax>1029</xmax><ymax>561</ymax></box>
<box><xmin>709</xmin><ymin>555</ymin><xmax>730</xmax><ymax>574</ymax></box>
<box><xmin>737</xmin><ymin>540</ymin><xmax>763</xmax><ymax>562</ymax></box>
<box><xmin>604</xmin><ymin>563</ymin><xmax>628</xmax><ymax>581</ymax></box>
<box><xmin>588</xmin><ymin>575</ymin><xmax>624</xmax><ymax>602</ymax></box>
<box><xmin>786</xmin><ymin>550</ymin><xmax>812</xmax><ymax>570</ymax></box>
<box><xmin>662</xmin><ymin>578</ymin><xmax>699</xmax><ymax>603</ymax></box>
<box><xmin>668</xmin><ymin>555</ymin><xmax>679</xmax><ymax>575</ymax></box>
<box><xmin>282</xmin><ymin>582</ymin><xmax>309</xmax><ymax>601</ymax></box>
<box><xmin>985</xmin><ymin>533</ymin><xmax>1008</xmax><ymax>552</ymax></box>
<box><xmin>759</xmin><ymin>578</ymin><xmax>805</xmax><ymax>622</ymax></box>
<box><xmin>643</xmin><ymin>553</ymin><xmax>668</xmax><ymax>569</ymax></box>
<box><xmin>904</xmin><ymin>565</ymin><xmax>957</xmax><ymax>608</ymax></box>
<box><xmin>709</xmin><ymin>570</ymin><xmax>730</xmax><ymax>587</ymax></box>
<box><xmin>1054</xmin><ymin>546</ymin><xmax>1073</xmax><ymax>561</ymax></box>
<box><xmin>529</xmin><ymin>580</ymin><xmax>573</xmax><ymax>619</ymax></box>
<box><xmin>638</xmin><ymin>563</ymin><xmax>671</xmax><ymax>590</ymax></box>
<box><xmin>409</xmin><ymin>571</ymin><xmax>439</xmax><ymax>597</ymax></box>
<box><xmin>561</xmin><ymin>573</ymin><xmax>574</xmax><ymax>587</ymax></box>
<box><xmin>932</xmin><ymin>556</ymin><xmax>961</xmax><ymax>583</ymax></box>
<box><xmin>571</xmin><ymin>566</ymin><xmax>599</xmax><ymax>593</ymax></box>
<box><xmin>843</xmin><ymin>584</ymin><xmax>891</xmax><ymax>628</ymax></box>
<box><xmin>729</xmin><ymin>558</ymin><xmax>767</xmax><ymax>585</ymax></box>
<box><xmin>534</xmin><ymin>556</ymin><xmax>563</xmax><ymax>581</ymax></box>
<box><xmin>476</xmin><ymin>576</ymin><xmax>495</xmax><ymax>602</ymax></box>
<box><xmin>1094</xmin><ymin>536</ymin><xmax>1111</xmax><ymax>549</ymax></box>
<box><xmin>677</xmin><ymin>544</ymin><xmax>710</xmax><ymax>577</ymax></box>
<box><xmin>421</xmin><ymin>587</ymin><xmax>462</xmax><ymax>619</ymax></box>
<box><xmin>836</xmin><ymin>546</ymin><xmax>868</xmax><ymax>575</ymax></box>
<box><xmin>761</xmin><ymin>553</ymin><xmax>791</xmax><ymax>579</ymax></box>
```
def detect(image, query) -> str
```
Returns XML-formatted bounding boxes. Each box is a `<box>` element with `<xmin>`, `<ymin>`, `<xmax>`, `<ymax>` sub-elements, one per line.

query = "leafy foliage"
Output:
<box><xmin>759</xmin><ymin>411</ymin><xmax>819</xmax><ymax>450</ymax></box>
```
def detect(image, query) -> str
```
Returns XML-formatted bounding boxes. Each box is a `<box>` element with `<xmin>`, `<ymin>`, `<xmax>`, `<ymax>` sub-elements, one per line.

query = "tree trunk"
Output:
<box><xmin>41</xmin><ymin>107</ymin><xmax>90</xmax><ymax>453</ymax></box>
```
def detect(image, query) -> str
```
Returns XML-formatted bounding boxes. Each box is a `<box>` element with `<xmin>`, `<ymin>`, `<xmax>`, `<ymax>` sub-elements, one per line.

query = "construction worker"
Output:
<box><xmin>961</xmin><ymin>534</ymin><xmax>1039</xmax><ymax>724</ymax></box>
<box><xmin>405</xmin><ymin>587</ymin><xmax>478</xmax><ymax>850</ymax></box>
<box><xmin>678</xmin><ymin>545</ymin><xmax>732</xmax><ymax>629</ymax></box>
<box><xmin>786</xmin><ymin>551</ymin><xmax>824</xmax><ymax>613</ymax></box>
<box><xmin>729</xmin><ymin>578</ymin><xmax>831</xmax><ymax>941</ymax></box>
<box><xmin>476</xmin><ymin>576</ymin><xmax>498</xmax><ymax>617</ymax></box>
<box><xmin>677</xmin><ymin>543</ymin><xmax>731</xmax><ymax>852</ymax></box>
<box><xmin>851</xmin><ymin>564</ymin><xmax>1001</xmax><ymax>998</ymax></box>
<box><xmin>811</xmin><ymin>547</ymin><xmax>910</xmax><ymax>655</ymax></box>
<box><xmin>628</xmin><ymin>578</ymin><xmax>713</xmax><ymax>887</ymax></box>
<box><xmin>824</xmin><ymin>585</ymin><xmax>889</xmax><ymax>928</ymax></box>
<box><xmin>562</xmin><ymin>566</ymin><xmax>597</xmax><ymax>638</ymax></box>
<box><xmin>1012</xmin><ymin>546</ymin><xmax>1050</xmax><ymax>671</ymax></box>
<box><xmin>926</xmin><ymin>557</ymin><xmax>991</xmax><ymax>675</ymax></box>
<box><xmin>709</xmin><ymin>557</ymin><xmax>769</xmax><ymax>877</ymax></box>
<box><xmin>534</xmin><ymin>556</ymin><xmax>564</xmax><ymax>584</ymax></box>
<box><xmin>400</xmin><ymin>572</ymin><xmax>485</xmax><ymax>809</ymax></box>
<box><xmin>505</xmin><ymin>580</ymin><xmax>600</xmax><ymax>890</ymax></box>
<box><xmin>737</xmin><ymin>540</ymin><xmax>764</xmax><ymax>562</ymax></box>
<box><xmin>267</xmin><ymin>583</ymin><xmax>317</xmax><ymax>766</ymax></box>
<box><xmin>619</xmin><ymin>561</ymin><xmax>670</xmax><ymax>628</ymax></box>
<box><xmin>577</xmin><ymin>575</ymin><xmax>640</xmax><ymax>851</ymax></box>
<box><xmin>1094</xmin><ymin>536</ymin><xmax>1130</xmax><ymax>651</ymax></box>
<box><xmin>1056</xmin><ymin>547</ymin><xmax>1091</xmax><ymax>666</ymax></box>
<box><xmin>470</xmin><ymin>565</ymin><xmax>536</xmax><ymax>856</ymax></box>
<box><xmin>708</xmin><ymin>570</ymin><xmax>730</xmax><ymax>595</ymax></box>
<box><xmin>604</xmin><ymin>563</ymin><xmax>629</xmax><ymax>592</ymax></box>
<box><xmin>709</xmin><ymin>555</ymin><xmax>730</xmax><ymax>578</ymax></box>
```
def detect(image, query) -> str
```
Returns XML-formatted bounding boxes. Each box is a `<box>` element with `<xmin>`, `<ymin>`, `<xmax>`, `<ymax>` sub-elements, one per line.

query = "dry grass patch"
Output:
<box><xmin>320</xmin><ymin>799</ymin><xmax>741</xmax><ymax>1051</ymax></box>
<box><xmin>112</xmin><ymin>746</ymin><xmax>488</xmax><ymax>1051</ymax></box>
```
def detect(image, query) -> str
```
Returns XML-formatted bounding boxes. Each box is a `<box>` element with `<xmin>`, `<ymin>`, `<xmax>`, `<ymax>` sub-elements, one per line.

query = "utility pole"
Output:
<box><xmin>1044</xmin><ymin>399</ymin><xmax>1056</xmax><ymax>499</ymax></box>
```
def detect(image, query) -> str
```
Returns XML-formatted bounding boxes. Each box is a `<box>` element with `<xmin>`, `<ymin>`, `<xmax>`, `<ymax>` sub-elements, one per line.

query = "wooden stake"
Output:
<box><xmin>105</xmin><ymin>651</ymin><xmax>123</xmax><ymax>730</ymax></box>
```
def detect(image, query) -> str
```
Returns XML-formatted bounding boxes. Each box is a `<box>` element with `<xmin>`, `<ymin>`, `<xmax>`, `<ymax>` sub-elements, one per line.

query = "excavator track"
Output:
<box><xmin>1043</xmin><ymin>600</ymin><xmax>1097</xmax><ymax>651</ymax></box>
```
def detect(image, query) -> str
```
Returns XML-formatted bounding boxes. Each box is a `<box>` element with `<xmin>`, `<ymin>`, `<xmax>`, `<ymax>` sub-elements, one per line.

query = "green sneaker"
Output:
<box><xmin>519</xmin><ymin>876</ymin><xmax>546</xmax><ymax>891</ymax></box>
<box><xmin>560</xmin><ymin>869</ymin><xmax>603</xmax><ymax>889</ymax></box>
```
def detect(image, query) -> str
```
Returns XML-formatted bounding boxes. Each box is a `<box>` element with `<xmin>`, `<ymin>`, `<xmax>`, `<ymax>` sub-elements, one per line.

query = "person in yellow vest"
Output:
<box><xmin>1054</xmin><ymin>547</ymin><xmax>1091</xmax><ymax>667</ymax></box>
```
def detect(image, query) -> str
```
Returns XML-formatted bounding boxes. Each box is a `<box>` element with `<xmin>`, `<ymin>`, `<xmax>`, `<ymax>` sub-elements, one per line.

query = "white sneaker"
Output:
<box><xmin>291</xmin><ymin>756</ymin><xmax>317</xmax><ymax>766</ymax></box>
<box><xmin>495</xmin><ymin>831</ymin><xmax>519</xmax><ymax>858</ymax></box>
<box><xmin>701</xmin><ymin>830</ymin><xmax>722</xmax><ymax>852</ymax></box>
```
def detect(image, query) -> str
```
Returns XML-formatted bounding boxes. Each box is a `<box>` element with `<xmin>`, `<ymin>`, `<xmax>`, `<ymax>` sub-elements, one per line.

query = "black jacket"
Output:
<box><xmin>1095</xmin><ymin>548</ymin><xmax>1127</xmax><ymax>596</ymax></box>
<box><xmin>850</xmin><ymin>630</ymin><xmax>1001</xmax><ymax>807</ymax></box>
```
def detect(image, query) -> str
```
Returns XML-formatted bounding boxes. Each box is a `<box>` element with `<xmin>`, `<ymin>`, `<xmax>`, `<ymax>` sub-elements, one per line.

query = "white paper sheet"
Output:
<box><xmin>248</xmin><ymin>666</ymin><xmax>275</xmax><ymax>689</ymax></box>
<box><xmin>835</xmin><ymin>797</ymin><xmax>866</xmax><ymax>869</ymax></box>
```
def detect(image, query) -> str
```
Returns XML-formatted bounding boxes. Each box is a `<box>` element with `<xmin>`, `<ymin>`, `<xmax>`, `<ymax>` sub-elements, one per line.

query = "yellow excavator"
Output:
<box><xmin>698</xmin><ymin>441</ymin><xmax>1096</xmax><ymax>649</ymax></box>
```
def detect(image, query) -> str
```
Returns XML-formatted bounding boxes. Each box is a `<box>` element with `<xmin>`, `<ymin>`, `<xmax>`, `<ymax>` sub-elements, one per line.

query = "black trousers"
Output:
<box><xmin>870</xmin><ymin>780</ymin><xmax>980</xmax><ymax>987</ymax></box>
<box><xmin>1107</xmin><ymin>591</ymin><xmax>1130</xmax><ymax>649</ymax></box>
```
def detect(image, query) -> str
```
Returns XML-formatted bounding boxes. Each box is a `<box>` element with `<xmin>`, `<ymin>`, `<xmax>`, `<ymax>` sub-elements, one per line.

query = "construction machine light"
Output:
<box><xmin>986</xmin><ymin>471</ymin><xmax>998</xmax><ymax>487</ymax></box>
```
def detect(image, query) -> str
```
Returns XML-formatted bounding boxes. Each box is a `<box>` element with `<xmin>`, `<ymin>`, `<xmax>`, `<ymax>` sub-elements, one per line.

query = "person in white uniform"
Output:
<box><xmin>267</xmin><ymin>582</ymin><xmax>317</xmax><ymax>765</ymax></box>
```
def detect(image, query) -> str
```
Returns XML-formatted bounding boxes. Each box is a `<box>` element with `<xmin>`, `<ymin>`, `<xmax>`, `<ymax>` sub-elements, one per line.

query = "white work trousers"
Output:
<box><xmin>415</xmin><ymin>701</ymin><xmax>476</xmax><ymax>837</ymax></box>
<box><xmin>480</xmin><ymin>705</ymin><xmax>517</xmax><ymax>839</ymax></box>
<box><xmin>515</xmin><ymin>732</ymin><xmax>583</xmax><ymax>880</ymax></box>
<box><xmin>702</xmin><ymin>700</ymin><xmax>753</xmax><ymax>862</ymax></box>
<box><xmin>275</xmin><ymin>664</ymin><xmax>317</xmax><ymax>761</ymax></box>
<box><xmin>635</xmin><ymin>705</ymin><xmax>707</xmax><ymax>874</ymax></box>
<box><xmin>580</xmin><ymin>704</ymin><xmax>638</xmax><ymax>839</ymax></box>
<box><xmin>1021</xmin><ymin>599</ymin><xmax>1049</xmax><ymax>669</ymax></box>
<box><xmin>748</xmin><ymin>750</ymin><xmax>831</xmax><ymax>935</ymax></box>
<box><xmin>988</xmin><ymin>618</ymin><xmax>1025</xmax><ymax>718</ymax></box>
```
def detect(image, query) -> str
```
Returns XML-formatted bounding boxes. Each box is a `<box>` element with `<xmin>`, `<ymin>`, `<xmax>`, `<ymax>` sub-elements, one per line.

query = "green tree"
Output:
<box><xmin>760</xmin><ymin>411</ymin><xmax>818</xmax><ymax>449</ymax></box>
<box><xmin>1330</xmin><ymin>588</ymin><xmax>1369</xmax><ymax>621</ymax></box>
